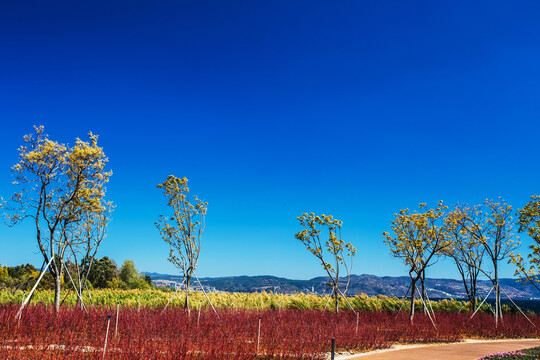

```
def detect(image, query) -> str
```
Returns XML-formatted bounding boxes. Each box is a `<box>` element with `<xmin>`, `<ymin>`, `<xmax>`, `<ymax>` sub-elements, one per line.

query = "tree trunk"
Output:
<box><xmin>494</xmin><ymin>262</ymin><xmax>501</xmax><ymax>326</ymax></box>
<box><xmin>409</xmin><ymin>278</ymin><xmax>417</xmax><ymax>324</ymax></box>
<box><xmin>185</xmin><ymin>275</ymin><xmax>191</xmax><ymax>315</ymax></box>
<box><xmin>471</xmin><ymin>272</ymin><xmax>477</xmax><ymax>311</ymax></box>
<box><xmin>334</xmin><ymin>285</ymin><xmax>340</xmax><ymax>313</ymax></box>
<box><xmin>54</xmin><ymin>273</ymin><xmax>62</xmax><ymax>312</ymax></box>
<box><xmin>421</xmin><ymin>270</ymin><xmax>427</xmax><ymax>314</ymax></box>
<box><xmin>457</xmin><ymin>262</ymin><xmax>471</xmax><ymax>308</ymax></box>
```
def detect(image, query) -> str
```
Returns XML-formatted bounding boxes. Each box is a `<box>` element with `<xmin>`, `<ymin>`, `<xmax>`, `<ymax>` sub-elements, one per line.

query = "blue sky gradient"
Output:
<box><xmin>0</xmin><ymin>1</ymin><xmax>539</xmax><ymax>280</ymax></box>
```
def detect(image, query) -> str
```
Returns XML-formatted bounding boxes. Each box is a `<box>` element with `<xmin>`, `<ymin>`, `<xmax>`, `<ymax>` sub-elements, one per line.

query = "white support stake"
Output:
<box><xmin>103</xmin><ymin>315</ymin><xmax>111</xmax><ymax>360</ymax></box>
<box><xmin>470</xmin><ymin>285</ymin><xmax>494</xmax><ymax>319</ymax></box>
<box><xmin>337</xmin><ymin>288</ymin><xmax>357</xmax><ymax>313</ymax></box>
<box><xmin>193</xmin><ymin>272</ymin><xmax>219</xmax><ymax>318</ymax></box>
<box><xmin>324</xmin><ymin>295</ymin><xmax>331</xmax><ymax>311</ymax></box>
<box><xmin>416</xmin><ymin>287</ymin><xmax>437</xmax><ymax>330</ymax></box>
<box><xmin>500</xmin><ymin>286</ymin><xmax>536</xmax><ymax>328</ymax></box>
<box><xmin>63</xmin><ymin>260</ymin><xmax>87</xmax><ymax>311</ymax></box>
<box><xmin>115</xmin><ymin>302</ymin><xmax>119</xmax><ymax>337</ymax></box>
<box><xmin>162</xmin><ymin>279</ymin><xmax>185</xmax><ymax>314</ymax></box>
<box><xmin>16</xmin><ymin>257</ymin><xmax>54</xmax><ymax>320</ymax></box>
<box><xmin>424</xmin><ymin>288</ymin><xmax>436</xmax><ymax>320</ymax></box>
<box><xmin>395</xmin><ymin>282</ymin><xmax>413</xmax><ymax>319</ymax></box>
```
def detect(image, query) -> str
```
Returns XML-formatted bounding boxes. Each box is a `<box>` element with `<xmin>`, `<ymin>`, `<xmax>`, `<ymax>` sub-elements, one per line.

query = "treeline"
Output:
<box><xmin>0</xmin><ymin>257</ymin><xmax>152</xmax><ymax>292</ymax></box>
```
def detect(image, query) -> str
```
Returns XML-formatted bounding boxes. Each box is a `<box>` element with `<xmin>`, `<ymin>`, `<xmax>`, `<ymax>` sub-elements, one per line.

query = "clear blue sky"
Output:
<box><xmin>0</xmin><ymin>1</ymin><xmax>539</xmax><ymax>280</ymax></box>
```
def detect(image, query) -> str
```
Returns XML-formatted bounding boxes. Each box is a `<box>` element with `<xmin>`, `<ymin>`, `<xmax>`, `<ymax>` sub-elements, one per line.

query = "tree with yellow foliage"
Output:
<box><xmin>65</xmin><ymin>200</ymin><xmax>114</xmax><ymax>306</ymax></box>
<box><xmin>511</xmin><ymin>195</ymin><xmax>540</xmax><ymax>292</ymax></box>
<box><xmin>7</xmin><ymin>126</ymin><xmax>112</xmax><ymax>311</ymax></box>
<box><xmin>383</xmin><ymin>202</ymin><xmax>450</xmax><ymax>323</ymax></box>
<box><xmin>449</xmin><ymin>199</ymin><xmax>518</xmax><ymax>326</ymax></box>
<box><xmin>444</xmin><ymin>204</ymin><xmax>485</xmax><ymax>311</ymax></box>
<box><xmin>156</xmin><ymin>175</ymin><xmax>207</xmax><ymax>314</ymax></box>
<box><xmin>0</xmin><ymin>265</ymin><xmax>8</xmax><ymax>281</ymax></box>
<box><xmin>295</xmin><ymin>213</ymin><xmax>356</xmax><ymax>313</ymax></box>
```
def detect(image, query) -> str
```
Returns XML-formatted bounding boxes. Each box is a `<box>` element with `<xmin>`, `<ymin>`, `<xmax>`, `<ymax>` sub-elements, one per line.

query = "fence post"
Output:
<box><xmin>331</xmin><ymin>337</ymin><xmax>335</xmax><ymax>360</ymax></box>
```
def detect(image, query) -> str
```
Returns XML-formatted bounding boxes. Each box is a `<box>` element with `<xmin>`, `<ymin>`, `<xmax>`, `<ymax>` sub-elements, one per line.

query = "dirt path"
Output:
<box><xmin>335</xmin><ymin>339</ymin><xmax>540</xmax><ymax>360</ymax></box>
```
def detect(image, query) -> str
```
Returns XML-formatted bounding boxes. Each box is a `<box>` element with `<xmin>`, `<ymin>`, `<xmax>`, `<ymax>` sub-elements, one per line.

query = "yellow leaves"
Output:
<box><xmin>296</xmin><ymin>212</ymin><xmax>355</xmax><ymax>275</ymax></box>
<box><xmin>12</xmin><ymin>126</ymin><xmax>112</xmax><ymax>221</ymax></box>
<box><xmin>384</xmin><ymin>201</ymin><xmax>450</xmax><ymax>273</ymax></box>
<box><xmin>514</xmin><ymin>195</ymin><xmax>540</xmax><ymax>283</ymax></box>
<box><xmin>157</xmin><ymin>175</ymin><xmax>206</xmax><ymax>274</ymax></box>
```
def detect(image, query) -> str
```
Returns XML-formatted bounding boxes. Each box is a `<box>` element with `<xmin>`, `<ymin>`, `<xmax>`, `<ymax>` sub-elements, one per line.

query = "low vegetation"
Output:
<box><xmin>1</xmin><ymin>305</ymin><xmax>539</xmax><ymax>360</ymax></box>
<box><xmin>0</xmin><ymin>288</ymin><xmax>517</xmax><ymax>313</ymax></box>
<box><xmin>478</xmin><ymin>346</ymin><xmax>540</xmax><ymax>360</ymax></box>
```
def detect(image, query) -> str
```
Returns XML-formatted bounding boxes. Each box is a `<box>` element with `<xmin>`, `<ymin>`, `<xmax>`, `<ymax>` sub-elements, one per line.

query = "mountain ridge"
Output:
<box><xmin>145</xmin><ymin>272</ymin><xmax>540</xmax><ymax>300</ymax></box>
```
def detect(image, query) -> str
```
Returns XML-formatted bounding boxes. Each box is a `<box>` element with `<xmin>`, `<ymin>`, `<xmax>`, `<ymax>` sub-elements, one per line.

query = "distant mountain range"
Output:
<box><xmin>144</xmin><ymin>272</ymin><xmax>540</xmax><ymax>300</ymax></box>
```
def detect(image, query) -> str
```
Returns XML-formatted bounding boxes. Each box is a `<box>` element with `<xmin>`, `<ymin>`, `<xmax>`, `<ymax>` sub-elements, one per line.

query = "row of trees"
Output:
<box><xmin>151</xmin><ymin>174</ymin><xmax>540</xmax><ymax>323</ymax></box>
<box><xmin>293</xmin><ymin>197</ymin><xmax>539</xmax><ymax>324</ymax></box>
<box><xmin>0</xmin><ymin>258</ymin><xmax>152</xmax><ymax>292</ymax></box>
<box><xmin>383</xmin><ymin>198</ymin><xmax>540</xmax><ymax>324</ymax></box>
<box><xmin>2</xmin><ymin>127</ymin><xmax>539</xmax><ymax>321</ymax></box>
<box><xmin>0</xmin><ymin>126</ymin><xmax>206</xmax><ymax>312</ymax></box>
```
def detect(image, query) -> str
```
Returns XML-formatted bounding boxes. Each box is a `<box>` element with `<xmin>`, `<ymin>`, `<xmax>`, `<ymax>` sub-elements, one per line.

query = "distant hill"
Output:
<box><xmin>144</xmin><ymin>272</ymin><xmax>540</xmax><ymax>300</ymax></box>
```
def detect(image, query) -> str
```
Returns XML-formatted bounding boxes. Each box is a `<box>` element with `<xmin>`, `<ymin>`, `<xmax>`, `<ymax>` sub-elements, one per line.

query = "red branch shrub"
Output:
<box><xmin>0</xmin><ymin>305</ymin><xmax>538</xmax><ymax>359</ymax></box>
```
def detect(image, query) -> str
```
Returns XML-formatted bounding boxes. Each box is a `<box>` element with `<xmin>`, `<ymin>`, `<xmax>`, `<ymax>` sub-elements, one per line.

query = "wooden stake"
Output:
<box><xmin>256</xmin><ymin>316</ymin><xmax>261</xmax><ymax>355</ymax></box>
<box><xmin>115</xmin><ymin>302</ymin><xmax>119</xmax><ymax>337</ymax></box>
<box><xmin>331</xmin><ymin>337</ymin><xmax>335</xmax><ymax>360</ymax></box>
<box><xmin>197</xmin><ymin>302</ymin><xmax>202</xmax><ymax>326</ymax></box>
<box><xmin>355</xmin><ymin>312</ymin><xmax>359</xmax><ymax>336</ymax></box>
<box><xmin>103</xmin><ymin>315</ymin><xmax>111</xmax><ymax>360</ymax></box>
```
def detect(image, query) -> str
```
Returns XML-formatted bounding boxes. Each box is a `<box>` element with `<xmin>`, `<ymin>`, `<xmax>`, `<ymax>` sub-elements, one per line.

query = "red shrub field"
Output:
<box><xmin>0</xmin><ymin>305</ymin><xmax>538</xmax><ymax>359</ymax></box>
